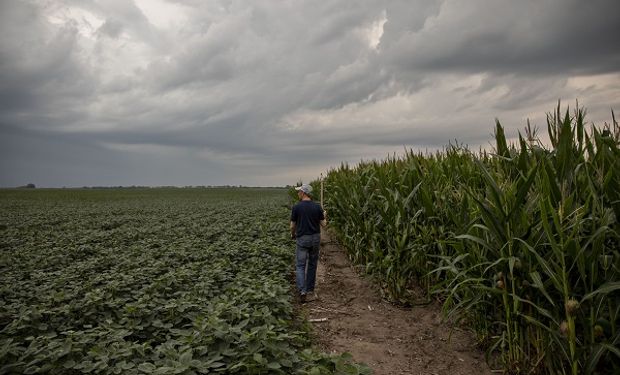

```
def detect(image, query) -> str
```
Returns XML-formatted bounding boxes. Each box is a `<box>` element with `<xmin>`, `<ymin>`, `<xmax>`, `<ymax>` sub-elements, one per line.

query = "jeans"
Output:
<box><xmin>295</xmin><ymin>233</ymin><xmax>320</xmax><ymax>294</ymax></box>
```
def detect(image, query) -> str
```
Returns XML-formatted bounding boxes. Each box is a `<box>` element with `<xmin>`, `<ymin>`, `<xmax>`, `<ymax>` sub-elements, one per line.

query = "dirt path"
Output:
<box><xmin>301</xmin><ymin>231</ymin><xmax>493</xmax><ymax>375</ymax></box>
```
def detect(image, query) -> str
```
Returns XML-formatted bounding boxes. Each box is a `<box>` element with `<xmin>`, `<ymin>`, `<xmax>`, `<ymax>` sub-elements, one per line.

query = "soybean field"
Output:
<box><xmin>0</xmin><ymin>188</ymin><xmax>368</xmax><ymax>374</ymax></box>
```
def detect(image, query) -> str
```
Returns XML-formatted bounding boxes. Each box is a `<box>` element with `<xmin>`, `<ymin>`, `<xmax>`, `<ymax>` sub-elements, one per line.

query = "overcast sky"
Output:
<box><xmin>1</xmin><ymin>0</ymin><xmax>619</xmax><ymax>187</ymax></box>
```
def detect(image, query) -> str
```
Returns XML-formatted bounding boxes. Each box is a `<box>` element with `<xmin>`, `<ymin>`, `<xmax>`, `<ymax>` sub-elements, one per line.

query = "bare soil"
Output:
<box><xmin>300</xmin><ymin>230</ymin><xmax>493</xmax><ymax>375</ymax></box>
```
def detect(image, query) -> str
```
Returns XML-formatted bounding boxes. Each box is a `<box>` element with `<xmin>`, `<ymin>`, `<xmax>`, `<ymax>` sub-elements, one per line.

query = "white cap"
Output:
<box><xmin>295</xmin><ymin>183</ymin><xmax>312</xmax><ymax>195</ymax></box>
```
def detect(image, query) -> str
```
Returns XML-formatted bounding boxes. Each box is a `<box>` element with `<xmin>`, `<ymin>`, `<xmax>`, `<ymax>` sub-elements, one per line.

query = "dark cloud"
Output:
<box><xmin>0</xmin><ymin>2</ymin><xmax>93</xmax><ymax>116</ymax></box>
<box><xmin>385</xmin><ymin>0</ymin><xmax>620</xmax><ymax>76</ymax></box>
<box><xmin>1</xmin><ymin>0</ymin><xmax>619</xmax><ymax>187</ymax></box>
<box><xmin>97</xmin><ymin>19</ymin><xmax>124</xmax><ymax>38</ymax></box>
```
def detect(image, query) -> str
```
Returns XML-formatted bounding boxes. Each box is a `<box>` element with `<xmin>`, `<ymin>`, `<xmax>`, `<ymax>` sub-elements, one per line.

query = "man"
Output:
<box><xmin>290</xmin><ymin>183</ymin><xmax>326</xmax><ymax>302</ymax></box>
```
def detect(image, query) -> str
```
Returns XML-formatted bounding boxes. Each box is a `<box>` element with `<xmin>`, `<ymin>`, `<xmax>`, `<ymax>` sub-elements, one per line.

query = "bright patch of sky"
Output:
<box><xmin>134</xmin><ymin>0</ymin><xmax>187</xmax><ymax>29</ymax></box>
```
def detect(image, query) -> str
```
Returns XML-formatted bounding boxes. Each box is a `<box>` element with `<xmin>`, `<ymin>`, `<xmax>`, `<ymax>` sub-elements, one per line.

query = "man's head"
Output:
<box><xmin>295</xmin><ymin>183</ymin><xmax>312</xmax><ymax>199</ymax></box>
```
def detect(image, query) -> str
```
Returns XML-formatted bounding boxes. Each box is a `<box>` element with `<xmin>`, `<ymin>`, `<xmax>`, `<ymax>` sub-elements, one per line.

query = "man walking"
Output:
<box><xmin>290</xmin><ymin>183</ymin><xmax>326</xmax><ymax>302</ymax></box>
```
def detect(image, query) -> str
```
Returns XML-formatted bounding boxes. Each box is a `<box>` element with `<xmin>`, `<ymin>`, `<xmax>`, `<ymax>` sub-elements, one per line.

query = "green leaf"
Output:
<box><xmin>516</xmin><ymin>237</ymin><xmax>562</xmax><ymax>294</ymax></box>
<box><xmin>580</xmin><ymin>282</ymin><xmax>620</xmax><ymax>303</ymax></box>
<box><xmin>138</xmin><ymin>362</ymin><xmax>156</xmax><ymax>373</ymax></box>
<box><xmin>253</xmin><ymin>352</ymin><xmax>266</xmax><ymax>365</ymax></box>
<box><xmin>529</xmin><ymin>271</ymin><xmax>556</xmax><ymax>307</ymax></box>
<box><xmin>584</xmin><ymin>343</ymin><xmax>620</xmax><ymax>375</ymax></box>
<box><xmin>455</xmin><ymin>234</ymin><xmax>492</xmax><ymax>252</ymax></box>
<box><xmin>179</xmin><ymin>351</ymin><xmax>192</xmax><ymax>365</ymax></box>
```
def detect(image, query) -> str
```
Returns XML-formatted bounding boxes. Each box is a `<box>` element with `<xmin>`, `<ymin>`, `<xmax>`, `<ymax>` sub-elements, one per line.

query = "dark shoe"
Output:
<box><xmin>299</xmin><ymin>293</ymin><xmax>307</xmax><ymax>303</ymax></box>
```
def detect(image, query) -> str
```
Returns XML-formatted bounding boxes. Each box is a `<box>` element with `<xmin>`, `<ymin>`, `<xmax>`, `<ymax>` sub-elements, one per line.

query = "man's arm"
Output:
<box><xmin>290</xmin><ymin>221</ymin><xmax>296</xmax><ymax>239</ymax></box>
<box><xmin>320</xmin><ymin>210</ymin><xmax>327</xmax><ymax>227</ymax></box>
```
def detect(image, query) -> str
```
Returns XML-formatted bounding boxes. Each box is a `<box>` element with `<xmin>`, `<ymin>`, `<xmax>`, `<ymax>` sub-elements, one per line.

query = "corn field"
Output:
<box><xmin>319</xmin><ymin>104</ymin><xmax>619</xmax><ymax>374</ymax></box>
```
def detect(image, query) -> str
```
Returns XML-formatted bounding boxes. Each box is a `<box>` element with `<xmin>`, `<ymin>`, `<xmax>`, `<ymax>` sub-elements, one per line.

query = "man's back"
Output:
<box><xmin>291</xmin><ymin>200</ymin><xmax>324</xmax><ymax>237</ymax></box>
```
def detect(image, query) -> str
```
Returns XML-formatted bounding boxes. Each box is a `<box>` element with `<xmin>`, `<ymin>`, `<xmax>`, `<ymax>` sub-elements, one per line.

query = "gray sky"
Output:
<box><xmin>1</xmin><ymin>0</ymin><xmax>619</xmax><ymax>187</ymax></box>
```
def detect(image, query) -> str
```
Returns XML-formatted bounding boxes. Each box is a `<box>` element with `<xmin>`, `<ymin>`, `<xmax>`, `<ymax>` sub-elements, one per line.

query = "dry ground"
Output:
<box><xmin>299</xmin><ymin>230</ymin><xmax>494</xmax><ymax>375</ymax></box>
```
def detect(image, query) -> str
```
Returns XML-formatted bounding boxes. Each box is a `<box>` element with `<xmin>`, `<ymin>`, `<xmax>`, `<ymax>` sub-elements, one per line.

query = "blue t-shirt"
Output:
<box><xmin>291</xmin><ymin>200</ymin><xmax>324</xmax><ymax>237</ymax></box>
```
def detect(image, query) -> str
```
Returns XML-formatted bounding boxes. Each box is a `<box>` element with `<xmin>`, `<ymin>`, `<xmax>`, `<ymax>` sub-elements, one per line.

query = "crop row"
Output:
<box><xmin>319</xmin><ymin>104</ymin><xmax>619</xmax><ymax>374</ymax></box>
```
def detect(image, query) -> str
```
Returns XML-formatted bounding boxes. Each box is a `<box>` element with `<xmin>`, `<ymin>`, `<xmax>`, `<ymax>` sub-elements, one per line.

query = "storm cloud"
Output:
<box><xmin>1</xmin><ymin>0</ymin><xmax>619</xmax><ymax>187</ymax></box>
